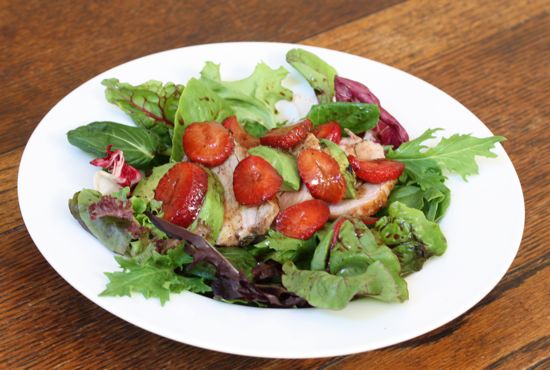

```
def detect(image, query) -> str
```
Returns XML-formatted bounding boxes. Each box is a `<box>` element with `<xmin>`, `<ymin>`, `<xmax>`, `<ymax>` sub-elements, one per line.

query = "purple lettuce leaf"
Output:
<box><xmin>335</xmin><ymin>76</ymin><xmax>409</xmax><ymax>148</ymax></box>
<box><xmin>147</xmin><ymin>213</ymin><xmax>308</xmax><ymax>308</ymax></box>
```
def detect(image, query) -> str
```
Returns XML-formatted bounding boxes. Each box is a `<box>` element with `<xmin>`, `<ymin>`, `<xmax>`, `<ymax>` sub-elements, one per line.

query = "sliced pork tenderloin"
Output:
<box><xmin>211</xmin><ymin>141</ymin><xmax>279</xmax><ymax>246</ymax></box>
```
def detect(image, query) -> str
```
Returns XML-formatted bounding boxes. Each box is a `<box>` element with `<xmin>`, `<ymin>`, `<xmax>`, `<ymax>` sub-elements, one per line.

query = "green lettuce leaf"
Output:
<box><xmin>286</xmin><ymin>48</ymin><xmax>337</xmax><ymax>103</ymax></box>
<box><xmin>282</xmin><ymin>261</ymin><xmax>408</xmax><ymax>309</ymax></box>
<box><xmin>171</xmin><ymin>78</ymin><xmax>234</xmax><ymax>161</ymax></box>
<box><xmin>308</xmin><ymin>102</ymin><xmax>380</xmax><ymax>134</ymax></box>
<box><xmin>100</xmin><ymin>246</ymin><xmax>210</xmax><ymax>305</ymax></box>
<box><xmin>248</xmin><ymin>146</ymin><xmax>301</xmax><ymax>191</ymax></box>
<box><xmin>199</xmin><ymin>61</ymin><xmax>293</xmax><ymax>131</ymax></box>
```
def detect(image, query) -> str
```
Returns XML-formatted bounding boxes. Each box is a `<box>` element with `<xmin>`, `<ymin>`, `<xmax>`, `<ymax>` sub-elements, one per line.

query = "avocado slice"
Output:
<box><xmin>248</xmin><ymin>145</ymin><xmax>301</xmax><ymax>191</ymax></box>
<box><xmin>319</xmin><ymin>139</ymin><xmax>356</xmax><ymax>199</ymax></box>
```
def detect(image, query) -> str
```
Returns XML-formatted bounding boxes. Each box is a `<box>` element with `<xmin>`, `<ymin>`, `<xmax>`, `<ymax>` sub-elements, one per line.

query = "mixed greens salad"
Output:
<box><xmin>67</xmin><ymin>48</ymin><xmax>504</xmax><ymax>309</ymax></box>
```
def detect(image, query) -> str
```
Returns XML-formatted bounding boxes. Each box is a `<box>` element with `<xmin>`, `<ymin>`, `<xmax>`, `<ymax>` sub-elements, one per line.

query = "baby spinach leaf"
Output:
<box><xmin>286</xmin><ymin>48</ymin><xmax>337</xmax><ymax>103</ymax></box>
<box><xmin>67</xmin><ymin>121</ymin><xmax>162</xmax><ymax>169</ymax></box>
<box><xmin>308</xmin><ymin>102</ymin><xmax>380</xmax><ymax>134</ymax></box>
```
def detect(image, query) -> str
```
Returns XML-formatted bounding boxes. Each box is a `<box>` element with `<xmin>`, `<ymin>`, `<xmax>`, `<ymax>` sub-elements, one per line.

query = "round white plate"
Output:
<box><xmin>18</xmin><ymin>42</ymin><xmax>524</xmax><ymax>358</ymax></box>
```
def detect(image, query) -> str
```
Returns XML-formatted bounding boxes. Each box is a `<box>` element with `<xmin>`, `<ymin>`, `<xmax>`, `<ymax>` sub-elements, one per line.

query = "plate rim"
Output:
<box><xmin>17</xmin><ymin>41</ymin><xmax>525</xmax><ymax>358</ymax></box>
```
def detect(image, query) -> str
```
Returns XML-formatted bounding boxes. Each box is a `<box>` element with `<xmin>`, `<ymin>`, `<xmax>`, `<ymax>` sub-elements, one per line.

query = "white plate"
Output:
<box><xmin>18</xmin><ymin>42</ymin><xmax>524</xmax><ymax>358</ymax></box>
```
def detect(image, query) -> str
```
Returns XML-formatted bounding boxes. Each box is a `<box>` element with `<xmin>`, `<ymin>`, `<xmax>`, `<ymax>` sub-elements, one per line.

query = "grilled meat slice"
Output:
<box><xmin>281</xmin><ymin>133</ymin><xmax>395</xmax><ymax>218</ymax></box>
<box><xmin>211</xmin><ymin>141</ymin><xmax>279</xmax><ymax>246</ymax></box>
<box><xmin>328</xmin><ymin>180</ymin><xmax>396</xmax><ymax>220</ymax></box>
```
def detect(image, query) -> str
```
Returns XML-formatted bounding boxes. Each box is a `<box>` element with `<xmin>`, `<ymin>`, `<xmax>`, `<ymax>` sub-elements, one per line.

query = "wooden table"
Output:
<box><xmin>2</xmin><ymin>0</ymin><xmax>548</xmax><ymax>368</ymax></box>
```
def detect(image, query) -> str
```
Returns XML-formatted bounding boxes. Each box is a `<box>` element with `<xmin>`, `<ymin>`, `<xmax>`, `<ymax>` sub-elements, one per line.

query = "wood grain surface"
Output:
<box><xmin>1</xmin><ymin>0</ymin><xmax>549</xmax><ymax>368</ymax></box>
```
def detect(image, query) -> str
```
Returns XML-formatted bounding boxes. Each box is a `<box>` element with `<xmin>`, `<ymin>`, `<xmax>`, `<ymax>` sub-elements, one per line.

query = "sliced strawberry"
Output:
<box><xmin>233</xmin><ymin>155</ymin><xmax>282</xmax><ymax>206</ymax></box>
<box><xmin>222</xmin><ymin>116</ymin><xmax>260</xmax><ymax>149</ymax></box>
<box><xmin>275</xmin><ymin>200</ymin><xmax>330</xmax><ymax>240</ymax></box>
<box><xmin>348</xmin><ymin>156</ymin><xmax>405</xmax><ymax>184</ymax></box>
<box><xmin>154</xmin><ymin>162</ymin><xmax>208</xmax><ymax>228</ymax></box>
<box><xmin>297</xmin><ymin>149</ymin><xmax>346</xmax><ymax>204</ymax></box>
<box><xmin>182</xmin><ymin>122</ymin><xmax>234</xmax><ymax>167</ymax></box>
<box><xmin>260</xmin><ymin>119</ymin><xmax>313</xmax><ymax>150</ymax></box>
<box><xmin>314</xmin><ymin>121</ymin><xmax>342</xmax><ymax>144</ymax></box>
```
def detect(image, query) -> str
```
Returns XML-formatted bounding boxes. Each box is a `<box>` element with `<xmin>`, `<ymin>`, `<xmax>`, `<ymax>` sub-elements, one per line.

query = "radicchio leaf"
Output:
<box><xmin>147</xmin><ymin>213</ymin><xmax>308</xmax><ymax>308</ymax></box>
<box><xmin>335</xmin><ymin>76</ymin><xmax>409</xmax><ymax>148</ymax></box>
<box><xmin>91</xmin><ymin>145</ymin><xmax>142</xmax><ymax>187</ymax></box>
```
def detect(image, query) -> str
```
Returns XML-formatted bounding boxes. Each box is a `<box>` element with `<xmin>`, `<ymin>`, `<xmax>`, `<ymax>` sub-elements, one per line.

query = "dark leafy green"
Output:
<box><xmin>286</xmin><ymin>48</ymin><xmax>337</xmax><ymax>103</ymax></box>
<box><xmin>67</xmin><ymin>121</ymin><xmax>164</xmax><ymax>169</ymax></box>
<box><xmin>308</xmin><ymin>102</ymin><xmax>380</xmax><ymax>134</ymax></box>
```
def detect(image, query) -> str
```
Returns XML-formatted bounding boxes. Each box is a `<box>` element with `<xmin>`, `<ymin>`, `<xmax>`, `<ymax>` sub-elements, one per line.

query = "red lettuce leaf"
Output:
<box><xmin>335</xmin><ymin>76</ymin><xmax>409</xmax><ymax>148</ymax></box>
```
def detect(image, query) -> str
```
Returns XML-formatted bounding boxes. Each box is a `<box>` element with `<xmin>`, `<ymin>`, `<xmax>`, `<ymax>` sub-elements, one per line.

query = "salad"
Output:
<box><xmin>67</xmin><ymin>48</ymin><xmax>504</xmax><ymax>309</ymax></box>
